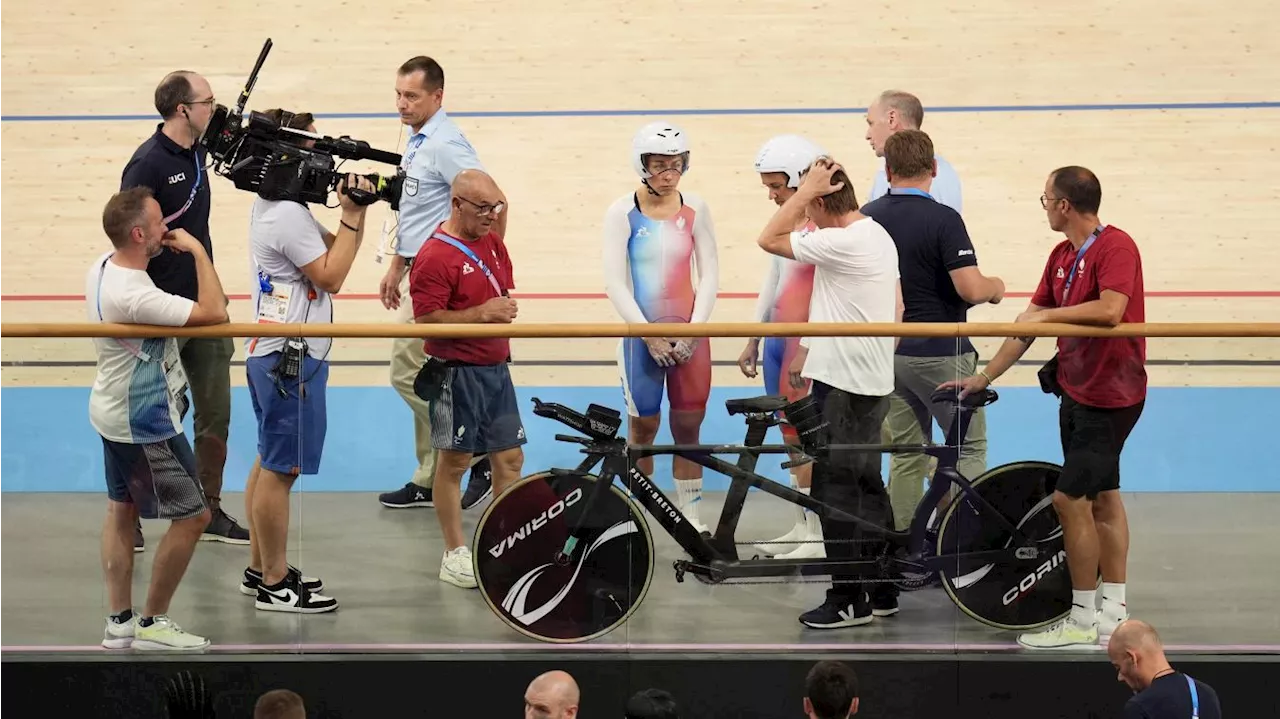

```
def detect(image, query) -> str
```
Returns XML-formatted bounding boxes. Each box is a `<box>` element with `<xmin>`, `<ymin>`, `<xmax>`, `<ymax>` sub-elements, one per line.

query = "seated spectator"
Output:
<box><xmin>254</xmin><ymin>689</ymin><xmax>305</xmax><ymax>719</ymax></box>
<box><xmin>625</xmin><ymin>688</ymin><xmax>680</xmax><ymax>719</ymax></box>
<box><xmin>804</xmin><ymin>660</ymin><xmax>860</xmax><ymax>718</ymax></box>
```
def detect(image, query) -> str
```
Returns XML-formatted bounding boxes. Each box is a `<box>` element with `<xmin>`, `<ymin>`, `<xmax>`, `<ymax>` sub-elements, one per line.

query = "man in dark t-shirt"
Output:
<box><xmin>1109</xmin><ymin>620</ymin><xmax>1222</xmax><ymax>719</ymax></box>
<box><xmin>120</xmin><ymin>70</ymin><xmax>247</xmax><ymax>546</ymax></box>
<box><xmin>859</xmin><ymin>130</ymin><xmax>1005</xmax><ymax>535</ymax></box>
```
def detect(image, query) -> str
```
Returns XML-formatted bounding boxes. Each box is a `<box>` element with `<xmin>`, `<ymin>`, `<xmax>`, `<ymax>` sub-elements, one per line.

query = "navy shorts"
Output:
<box><xmin>247</xmin><ymin>353</ymin><xmax>329</xmax><ymax>475</ymax></box>
<box><xmin>1057</xmin><ymin>395</ymin><xmax>1144</xmax><ymax>499</ymax></box>
<box><xmin>430</xmin><ymin>363</ymin><xmax>527</xmax><ymax>454</ymax></box>
<box><xmin>102</xmin><ymin>434</ymin><xmax>207</xmax><ymax>520</ymax></box>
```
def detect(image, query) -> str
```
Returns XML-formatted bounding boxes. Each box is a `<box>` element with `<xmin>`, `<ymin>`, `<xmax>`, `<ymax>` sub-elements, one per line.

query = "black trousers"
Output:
<box><xmin>810</xmin><ymin>381</ymin><xmax>894</xmax><ymax>603</ymax></box>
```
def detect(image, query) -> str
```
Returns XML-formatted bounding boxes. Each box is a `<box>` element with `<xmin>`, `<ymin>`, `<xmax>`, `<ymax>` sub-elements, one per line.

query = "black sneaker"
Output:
<box><xmin>379</xmin><ymin>482</ymin><xmax>433</xmax><ymax>508</ymax></box>
<box><xmin>201</xmin><ymin>507</ymin><xmax>250</xmax><ymax>545</ymax></box>
<box><xmin>461</xmin><ymin>456</ymin><xmax>494</xmax><ymax>510</ymax></box>
<box><xmin>255</xmin><ymin>572</ymin><xmax>338</xmax><ymax>614</ymax></box>
<box><xmin>800</xmin><ymin>593</ymin><xmax>874</xmax><ymax>629</ymax></box>
<box><xmin>134</xmin><ymin>520</ymin><xmax>145</xmax><ymax>553</ymax></box>
<box><xmin>871</xmin><ymin>585</ymin><xmax>900</xmax><ymax>617</ymax></box>
<box><xmin>240</xmin><ymin>565</ymin><xmax>324</xmax><ymax>597</ymax></box>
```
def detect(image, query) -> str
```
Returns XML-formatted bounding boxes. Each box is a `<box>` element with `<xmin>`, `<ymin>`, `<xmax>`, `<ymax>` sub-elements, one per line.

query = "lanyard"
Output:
<box><xmin>95</xmin><ymin>255</ymin><xmax>155</xmax><ymax>362</ymax></box>
<box><xmin>431</xmin><ymin>230</ymin><xmax>505</xmax><ymax>297</ymax></box>
<box><xmin>403</xmin><ymin>133</ymin><xmax>425</xmax><ymax>168</ymax></box>
<box><xmin>888</xmin><ymin>187</ymin><xmax>933</xmax><ymax>199</ymax></box>
<box><xmin>1185</xmin><ymin>675</ymin><xmax>1199</xmax><ymax>719</ymax></box>
<box><xmin>163</xmin><ymin>150</ymin><xmax>204</xmax><ymax>226</ymax></box>
<box><xmin>1061</xmin><ymin>225</ymin><xmax>1104</xmax><ymax>302</ymax></box>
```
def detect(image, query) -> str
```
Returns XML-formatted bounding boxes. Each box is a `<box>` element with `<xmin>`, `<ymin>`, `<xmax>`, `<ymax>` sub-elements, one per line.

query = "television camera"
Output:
<box><xmin>199</xmin><ymin>38</ymin><xmax>405</xmax><ymax>208</ymax></box>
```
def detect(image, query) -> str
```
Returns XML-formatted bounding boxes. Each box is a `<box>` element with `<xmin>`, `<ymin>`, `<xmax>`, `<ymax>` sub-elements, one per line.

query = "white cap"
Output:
<box><xmin>753</xmin><ymin>134</ymin><xmax>827</xmax><ymax>188</ymax></box>
<box><xmin>632</xmin><ymin>121</ymin><xmax>690</xmax><ymax>178</ymax></box>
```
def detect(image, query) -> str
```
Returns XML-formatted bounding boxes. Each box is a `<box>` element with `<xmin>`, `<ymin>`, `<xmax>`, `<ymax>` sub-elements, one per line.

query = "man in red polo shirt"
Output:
<box><xmin>941</xmin><ymin>166</ymin><xmax>1146</xmax><ymax>650</ymax></box>
<box><xmin>409</xmin><ymin>169</ymin><xmax>525</xmax><ymax>590</ymax></box>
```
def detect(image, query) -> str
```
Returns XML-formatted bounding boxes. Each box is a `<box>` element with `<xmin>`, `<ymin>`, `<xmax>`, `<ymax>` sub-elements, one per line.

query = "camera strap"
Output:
<box><xmin>430</xmin><ymin>230</ymin><xmax>505</xmax><ymax>297</ymax></box>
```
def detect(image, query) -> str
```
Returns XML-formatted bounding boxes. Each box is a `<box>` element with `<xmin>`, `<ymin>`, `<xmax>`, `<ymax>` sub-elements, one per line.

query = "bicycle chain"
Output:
<box><xmin>677</xmin><ymin>559</ymin><xmax>926</xmax><ymax>586</ymax></box>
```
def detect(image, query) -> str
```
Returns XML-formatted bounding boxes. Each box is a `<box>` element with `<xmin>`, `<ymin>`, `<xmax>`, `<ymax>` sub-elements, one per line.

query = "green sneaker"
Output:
<box><xmin>132</xmin><ymin>615</ymin><xmax>210</xmax><ymax>651</ymax></box>
<box><xmin>1017</xmin><ymin>618</ymin><xmax>1098</xmax><ymax>650</ymax></box>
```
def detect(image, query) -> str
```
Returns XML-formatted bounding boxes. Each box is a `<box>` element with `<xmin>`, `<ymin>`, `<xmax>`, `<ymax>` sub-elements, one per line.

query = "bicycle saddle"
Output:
<box><xmin>725</xmin><ymin>395</ymin><xmax>789</xmax><ymax>415</ymax></box>
<box><xmin>930</xmin><ymin>387</ymin><xmax>998</xmax><ymax>408</ymax></box>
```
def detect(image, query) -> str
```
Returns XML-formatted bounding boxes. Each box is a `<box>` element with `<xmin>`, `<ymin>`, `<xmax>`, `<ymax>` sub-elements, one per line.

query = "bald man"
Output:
<box><xmin>1108</xmin><ymin>620</ymin><xmax>1222</xmax><ymax>719</ymax></box>
<box><xmin>524</xmin><ymin>670</ymin><xmax>580</xmax><ymax>719</ymax></box>
<box><xmin>409</xmin><ymin>169</ymin><xmax>525</xmax><ymax>589</ymax></box>
<box><xmin>863</xmin><ymin>90</ymin><xmax>963</xmax><ymax>213</ymax></box>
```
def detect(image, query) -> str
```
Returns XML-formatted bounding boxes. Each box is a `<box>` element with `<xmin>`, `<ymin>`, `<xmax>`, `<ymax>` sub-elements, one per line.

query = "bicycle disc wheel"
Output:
<box><xmin>936</xmin><ymin>461</ymin><xmax>1075</xmax><ymax>631</ymax></box>
<box><xmin>473</xmin><ymin>471</ymin><xmax>655</xmax><ymax>643</ymax></box>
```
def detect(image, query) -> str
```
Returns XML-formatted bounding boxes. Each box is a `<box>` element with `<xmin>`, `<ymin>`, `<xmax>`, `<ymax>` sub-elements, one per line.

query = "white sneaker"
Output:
<box><xmin>678</xmin><ymin>503</ymin><xmax>710</xmax><ymax>536</ymax></box>
<box><xmin>1017</xmin><ymin>618</ymin><xmax>1099</xmax><ymax>650</ymax></box>
<box><xmin>132</xmin><ymin>615</ymin><xmax>210</xmax><ymax>651</ymax></box>
<box><xmin>754</xmin><ymin>521</ymin><xmax>806</xmax><ymax>556</ymax></box>
<box><xmin>102</xmin><ymin>613</ymin><xmax>136</xmax><ymax>649</ymax></box>
<box><xmin>1098</xmin><ymin>607</ymin><xmax>1129</xmax><ymax>640</ymax></box>
<box><xmin>441</xmin><ymin>546</ymin><xmax>478</xmax><ymax>589</ymax></box>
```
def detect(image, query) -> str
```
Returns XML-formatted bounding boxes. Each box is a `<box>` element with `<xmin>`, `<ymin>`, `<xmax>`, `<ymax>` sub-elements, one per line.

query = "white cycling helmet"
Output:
<box><xmin>632</xmin><ymin>121</ymin><xmax>690</xmax><ymax>178</ymax></box>
<box><xmin>753</xmin><ymin>134</ymin><xmax>827</xmax><ymax>188</ymax></box>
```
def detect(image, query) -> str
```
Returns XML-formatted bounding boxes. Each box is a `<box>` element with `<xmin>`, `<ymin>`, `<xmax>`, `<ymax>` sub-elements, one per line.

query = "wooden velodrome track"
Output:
<box><xmin>2</xmin><ymin>0</ymin><xmax>1278</xmax><ymax>392</ymax></box>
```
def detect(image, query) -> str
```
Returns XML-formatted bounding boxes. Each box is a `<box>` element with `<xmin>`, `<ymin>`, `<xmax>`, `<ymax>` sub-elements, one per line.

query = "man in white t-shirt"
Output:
<box><xmin>756</xmin><ymin>157</ymin><xmax>903</xmax><ymax>631</ymax></box>
<box><xmin>89</xmin><ymin>186</ymin><xmax>230</xmax><ymax>651</ymax></box>
<box><xmin>240</xmin><ymin>109</ymin><xmax>375</xmax><ymax>615</ymax></box>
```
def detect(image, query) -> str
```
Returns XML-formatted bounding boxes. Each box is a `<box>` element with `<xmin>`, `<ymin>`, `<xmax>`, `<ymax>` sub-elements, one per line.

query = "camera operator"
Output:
<box><xmin>121</xmin><ymin>70</ymin><xmax>249</xmax><ymax>547</ymax></box>
<box><xmin>241</xmin><ymin>109</ymin><xmax>375</xmax><ymax>614</ymax></box>
<box><xmin>409</xmin><ymin>169</ymin><xmax>522</xmax><ymax>590</ymax></box>
<box><xmin>756</xmin><ymin>158</ymin><xmax>903</xmax><ymax>630</ymax></box>
<box><xmin>942</xmin><ymin>166</ymin><xmax>1146</xmax><ymax>650</ymax></box>
<box><xmin>377</xmin><ymin>56</ymin><xmax>493</xmax><ymax>513</ymax></box>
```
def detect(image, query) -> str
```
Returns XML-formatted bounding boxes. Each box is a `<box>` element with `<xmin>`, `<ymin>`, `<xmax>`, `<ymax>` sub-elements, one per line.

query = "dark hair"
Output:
<box><xmin>253</xmin><ymin>689</ymin><xmax>305</xmax><ymax>719</ymax></box>
<box><xmin>816</xmin><ymin>167</ymin><xmax>859</xmax><ymax>215</ymax></box>
<box><xmin>398</xmin><ymin>56</ymin><xmax>445</xmax><ymax>92</ymax></box>
<box><xmin>1050</xmin><ymin>166</ymin><xmax>1102</xmax><ymax>214</ymax></box>
<box><xmin>154</xmin><ymin>71</ymin><xmax>197</xmax><ymax>120</ymax></box>
<box><xmin>805</xmin><ymin>661</ymin><xmax>859</xmax><ymax>719</ymax></box>
<box><xmin>102</xmin><ymin>186</ymin><xmax>154</xmax><ymax>248</ymax></box>
<box><xmin>884</xmin><ymin>129</ymin><xmax>935</xmax><ymax>180</ymax></box>
<box><xmin>262</xmin><ymin>108</ymin><xmax>316</xmax><ymax>133</ymax></box>
<box><xmin>624</xmin><ymin>688</ymin><xmax>679</xmax><ymax>719</ymax></box>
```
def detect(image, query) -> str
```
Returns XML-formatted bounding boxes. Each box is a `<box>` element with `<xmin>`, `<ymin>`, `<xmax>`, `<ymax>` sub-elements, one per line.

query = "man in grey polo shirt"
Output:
<box><xmin>863</xmin><ymin>90</ymin><xmax>963</xmax><ymax>213</ymax></box>
<box><xmin>376</xmin><ymin>56</ymin><xmax>492</xmax><ymax>511</ymax></box>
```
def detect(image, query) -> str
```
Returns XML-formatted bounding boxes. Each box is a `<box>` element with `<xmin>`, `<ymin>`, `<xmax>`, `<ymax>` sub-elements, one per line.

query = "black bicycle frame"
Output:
<box><xmin>552</xmin><ymin>400</ymin><xmax>1040</xmax><ymax>579</ymax></box>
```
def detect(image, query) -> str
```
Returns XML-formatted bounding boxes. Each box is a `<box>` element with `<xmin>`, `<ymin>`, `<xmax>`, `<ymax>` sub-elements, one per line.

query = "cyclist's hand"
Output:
<box><xmin>937</xmin><ymin>375</ymin><xmax>989</xmax><ymax>400</ymax></box>
<box><xmin>671</xmin><ymin>338</ymin><xmax>698</xmax><ymax>365</ymax></box>
<box><xmin>738</xmin><ymin>340</ymin><xmax>759</xmax><ymax>378</ymax></box>
<box><xmin>644</xmin><ymin>337</ymin><xmax>676</xmax><ymax>367</ymax></box>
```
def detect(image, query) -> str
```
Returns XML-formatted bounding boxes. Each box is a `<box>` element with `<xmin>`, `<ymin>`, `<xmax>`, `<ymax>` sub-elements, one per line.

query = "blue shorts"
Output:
<box><xmin>617</xmin><ymin>337</ymin><xmax>712</xmax><ymax>418</ymax></box>
<box><xmin>246</xmin><ymin>353</ymin><xmax>329</xmax><ymax>475</ymax></box>
<box><xmin>430</xmin><ymin>363</ymin><xmax>527</xmax><ymax>454</ymax></box>
<box><xmin>102</xmin><ymin>434</ymin><xmax>206</xmax><ymax>520</ymax></box>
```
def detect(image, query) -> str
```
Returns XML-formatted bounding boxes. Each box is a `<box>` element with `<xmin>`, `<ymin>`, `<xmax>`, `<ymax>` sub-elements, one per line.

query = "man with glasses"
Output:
<box><xmin>122</xmin><ymin>70</ymin><xmax>249</xmax><ymax>549</ymax></box>
<box><xmin>408</xmin><ymin>169</ymin><xmax>523</xmax><ymax>589</ymax></box>
<box><xmin>376</xmin><ymin>56</ymin><xmax>494</xmax><ymax>514</ymax></box>
<box><xmin>942</xmin><ymin>166</ymin><xmax>1146</xmax><ymax>649</ymax></box>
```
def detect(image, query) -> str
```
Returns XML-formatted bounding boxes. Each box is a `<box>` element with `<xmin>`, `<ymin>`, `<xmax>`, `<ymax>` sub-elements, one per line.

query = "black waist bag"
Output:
<box><xmin>414</xmin><ymin>357</ymin><xmax>451</xmax><ymax>402</ymax></box>
<box><xmin>1038</xmin><ymin>354</ymin><xmax>1063</xmax><ymax>397</ymax></box>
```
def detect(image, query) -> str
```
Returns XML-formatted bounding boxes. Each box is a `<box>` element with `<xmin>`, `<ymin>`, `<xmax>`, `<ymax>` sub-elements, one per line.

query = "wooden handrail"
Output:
<box><xmin>3</xmin><ymin>322</ymin><xmax>1279</xmax><ymax>339</ymax></box>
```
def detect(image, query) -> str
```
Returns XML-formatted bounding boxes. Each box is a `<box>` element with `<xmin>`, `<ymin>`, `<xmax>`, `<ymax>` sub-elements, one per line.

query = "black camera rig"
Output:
<box><xmin>199</xmin><ymin>38</ymin><xmax>405</xmax><ymax>208</ymax></box>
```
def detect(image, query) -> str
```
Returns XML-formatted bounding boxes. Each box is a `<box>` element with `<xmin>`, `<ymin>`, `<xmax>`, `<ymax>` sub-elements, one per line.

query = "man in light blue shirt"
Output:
<box><xmin>864</xmin><ymin>90</ymin><xmax>963</xmax><ymax>213</ymax></box>
<box><xmin>377</xmin><ymin>56</ymin><xmax>494</xmax><ymax>511</ymax></box>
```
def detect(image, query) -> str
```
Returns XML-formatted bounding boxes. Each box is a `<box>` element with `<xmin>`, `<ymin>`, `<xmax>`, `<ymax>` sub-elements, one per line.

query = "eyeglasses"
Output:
<box><xmin>1040</xmin><ymin>193</ymin><xmax>1064</xmax><ymax>209</ymax></box>
<box><xmin>185</xmin><ymin>96</ymin><xmax>216</xmax><ymax>108</ymax></box>
<box><xmin>458</xmin><ymin>196</ymin><xmax>506</xmax><ymax>216</ymax></box>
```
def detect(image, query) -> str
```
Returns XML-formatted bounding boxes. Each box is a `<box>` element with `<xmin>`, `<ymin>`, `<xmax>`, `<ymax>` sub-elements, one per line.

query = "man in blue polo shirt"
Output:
<box><xmin>859</xmin><ymin>130</ymin><xmax>1005</xmax><ymax>545</ymax></box>
<box><xmin>121</xmin><ymin>70</ymin><xmax>248</xmax><ymax>548</ymax></box>
<box><xmin>863</xmin><ymin>90</ymin><xmax>963</xmax><ymax>213</ymax></box>
<box><xmin>375</xmin><ymin>56</ymin><xmax>492</xmax><ymax>512</ymax></box>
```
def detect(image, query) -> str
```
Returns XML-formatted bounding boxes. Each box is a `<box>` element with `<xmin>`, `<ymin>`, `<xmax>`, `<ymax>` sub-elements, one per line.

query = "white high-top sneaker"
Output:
<box><xmin>776</xmin><ymin>509</ymin><xmax>825</xmax><ymax>559</ymax></box>
<box><xmin>754</xmin><ymin>483</ymin><xmax>808</xmax><ymax>555</ymax></box>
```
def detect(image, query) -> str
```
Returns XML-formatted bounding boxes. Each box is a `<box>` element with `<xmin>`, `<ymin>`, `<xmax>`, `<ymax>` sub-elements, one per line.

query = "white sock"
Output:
<box><xmin>676</xmin><ymin>478</ymin><xmax>702</xmax><ymax>510</ymax></box>
<box><xmin>1102</xmin><ymin>582</ymin><xmax>1126</xmax><ymax>613</ymax></box>
<box><xmin>1070</xmin><ymin>590</ymin><xmax>1097</xmax><ymax>627</ymax></box>
<box><xmin>795</xmin><ymin>484</ymin><xmax>811</xmax><ymax>524</ymax></box>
